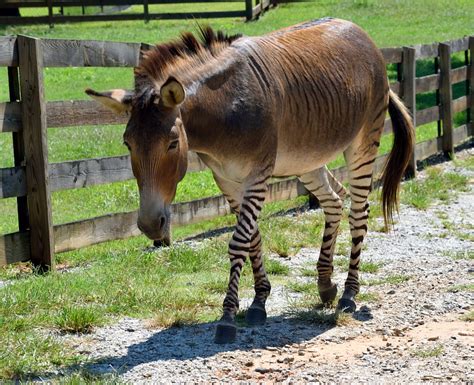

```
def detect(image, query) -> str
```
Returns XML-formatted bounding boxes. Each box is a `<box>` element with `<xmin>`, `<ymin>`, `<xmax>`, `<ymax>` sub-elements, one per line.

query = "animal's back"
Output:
<box><xmin>240</xmin><ymin>18</ymin><xmax>388</xmax><ymax>176</ymax></box>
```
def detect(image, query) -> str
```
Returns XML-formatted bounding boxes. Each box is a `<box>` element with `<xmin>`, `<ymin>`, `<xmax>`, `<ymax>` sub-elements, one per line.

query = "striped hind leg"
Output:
<box><xmin>338</xmin><ymin>127</ymin><xmax>384</xmax><ymax>312</ymax></box>
<box><xmin>299</xmin><ymin>167</ymin><xmax>345</xmax><ymax>305</ymax></box>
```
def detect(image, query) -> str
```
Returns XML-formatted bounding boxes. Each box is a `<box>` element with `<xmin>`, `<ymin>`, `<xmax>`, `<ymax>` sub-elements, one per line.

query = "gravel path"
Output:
<box><xmin>62</xmin><ymin>150</ymin><xmax>473</xmax><ymax>383</ymax></box>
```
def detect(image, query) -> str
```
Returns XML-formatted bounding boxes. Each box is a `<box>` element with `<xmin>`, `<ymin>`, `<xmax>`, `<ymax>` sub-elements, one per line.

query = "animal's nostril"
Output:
<box><xmin>159</xmin><ymin>216</ymin><xmax>166</xmax><ymax>230</ymax></box>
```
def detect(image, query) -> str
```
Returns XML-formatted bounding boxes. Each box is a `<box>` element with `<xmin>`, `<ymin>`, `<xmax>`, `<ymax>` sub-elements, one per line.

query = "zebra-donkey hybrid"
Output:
<box><xmin>87</xmin><ymin>18</ymin><xmax>415</xmax><ymax>344</ymax></box>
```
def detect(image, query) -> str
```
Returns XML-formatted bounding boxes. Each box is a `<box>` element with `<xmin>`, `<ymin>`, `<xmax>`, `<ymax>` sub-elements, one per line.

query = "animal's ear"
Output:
<box><xmin>160</xmin><ymin>77</ymin><xmax>185</xmax><ymax>108</ymax></box>
<box><xmin>85</xmin><ymin>88</ymin><xmax>133</xmax><ymax>114</ymax></box>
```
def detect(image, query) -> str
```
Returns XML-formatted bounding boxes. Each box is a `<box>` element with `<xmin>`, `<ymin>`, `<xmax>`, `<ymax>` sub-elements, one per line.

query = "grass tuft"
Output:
<box><xmin>55</xmin><ymin>306</ymin><xmax>104</xmax><ymax>333</ymax></box>
<box><xmin>265</xmin><ymin>259</ymin><xmax>290</xmax><ymax>276</ymax></box>
<box><xmin>412</xmin><ymin>344</ymin><xmax>444</xmax><ymax>358</ymax></box>
<box><xmin>362</xmin><ymin>274</ymin><xmax>410</xmax><ymax>286</ymax></box>
<box><xmin>461</xmin><ymin>311</ymin><xmax>474</xmax><ymax>322</ymax></box>
<box><xmin>287</xmin><ymin>280</ymin><xmax>318</xmax><ymax>294</ymax></box>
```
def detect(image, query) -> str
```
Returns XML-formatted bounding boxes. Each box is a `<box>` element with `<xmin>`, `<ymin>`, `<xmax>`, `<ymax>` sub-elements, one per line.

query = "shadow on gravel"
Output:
<box><xmin>79</xmin><ymin>313</ymin><xmax>350</xmax><ymax>376</ymax></box>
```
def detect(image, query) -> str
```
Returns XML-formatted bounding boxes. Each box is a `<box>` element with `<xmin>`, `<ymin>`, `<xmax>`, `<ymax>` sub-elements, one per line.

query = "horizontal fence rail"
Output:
<box><xmin>0</xmin><ymin>0</ymin><xmax>278</xmax><ymax>25</ymax></box>
<box><xmin>0</xmin><ymin>34</ymin><xmax>473</xmax><ymax>268</ymax></box>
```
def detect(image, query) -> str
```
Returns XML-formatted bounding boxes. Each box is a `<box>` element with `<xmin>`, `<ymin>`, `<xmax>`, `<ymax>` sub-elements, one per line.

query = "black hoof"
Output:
<box><xmin>337</xmin><ymin>297</ymin><xmax>356</xmax><ymax>313</ymax></box>
<box><xmin>214</xmin><ymin>322</ymin><xmax>237</xmax><ymax>344</ymax></box>
<box><xmin>153</xmin><ymin>238</ymin><xmax>170</xmax><ymax>248</ymax></box>
<box><xmin>319</xmin><ymin>283</ymin><xmax>338</xmax><ymax>305</ymax></box>
<box><xmin>246</xmin><ymin>305</ymin><xmax>267</xmax><ymax>326</ymax></box>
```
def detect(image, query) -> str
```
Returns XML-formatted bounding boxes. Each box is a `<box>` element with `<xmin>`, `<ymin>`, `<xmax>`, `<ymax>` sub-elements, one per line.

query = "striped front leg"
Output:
<box><xmin>246</xmin><ymin>225</ymin><xmax>271</xmax><ymax>326</ymax></box>
<box><xmin>215</xmin><ymin>181</ymin><xmax>268</xmax><ymax>344</ymax></box>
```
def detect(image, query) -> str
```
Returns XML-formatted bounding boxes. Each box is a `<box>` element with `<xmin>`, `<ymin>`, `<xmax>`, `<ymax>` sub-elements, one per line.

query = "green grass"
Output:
<box><xmin>55</xmin><ymin>306</ymin><xmax>104</xmax><ymax>333</ymax></box>
<box><xmin>412</xmin><ymin>344</ymin><xmax>444</xmax><ymax>358</ymax></box>
<box><xmin>447</xmin><ymin>283</ymin><xmax>474</xmax><ymax>293</ymax></box>
<box><xmin>357</xmin><ymin>292</ymin><xmax>380</xmax><ymax>303</ymax></box>
<box><xmin>401</xmin><ymin>167</ymin><xmax>469</xmax><ymax>210</ymax></box>
<box><xmin>287</xmin><ymin>280</ymin><xmax>318</xmax><ymax>294</ymax></box>
<box><xmin>362</xmin><ymin>274</ymin><xmax>410</xmax><ymax>286</ymax></box>
<box><xmin>448</xmin><ymin>250</ymin><xmax>474</xmax><ymax>261</ymax></box>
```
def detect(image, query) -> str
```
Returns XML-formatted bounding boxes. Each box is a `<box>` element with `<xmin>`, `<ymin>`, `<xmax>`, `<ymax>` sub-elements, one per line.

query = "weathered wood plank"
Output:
<box><xmin>451</xmin><ymin>66</ymin><xmax>467</xmax><ymax>84</ymax></box>
<box><xmin>49</xmin><ymin>155</ymin><xmax>133</xmax><ymax>191</ymax></box>
<box><xmin>452</xmin><ymin>124</ymin><xmax>469</xmax><ymax>145</ymax></box>
<box><xmin>381</xmin><ymin>47</ymin><xmax>403</xmax><ymax>64</ymax></box>
<box><xmin>18</xmin><ymin>35</ymin><xmax>55</xmax><ymax>269</ymax></box>
<box><xmin>0</xmin><ymin>166</ymin><xmax>26</xmax><ymax>199</ymax></box>
<box><xmin>413</xmin><ymin>37</ymin><xmax>469</xmax><ymax>59</ymax></box>
<box><xmin>452</xmin><ymin>95</ymin><xmax>469</xmax><ymax>114</ymax></box>
<box><xmin>416</xmin><ymin>73</ymin><xmax>439</xmax><ymax>93</ymax></box>
<box><xmin>415</xmin><ymin>136</ymin><xmax>442</xmax><ymax>161</ymax></box>
<box><xmin>0</xmin><ymin>36</ymin><xmax>18</xmax><ymax>67</ymax></box>
<box><xmin>416</xmin><ymin>106</ymin><xmax>440</xmax><ymax>126</ymax></box>
<box><xmin>0</xmin><ymin>151</ymin><xmax>207</xmax><ymax>199</ymax></box>
<box><xmin>54</xmin><ymin>211</ymin><xmax>140</xmax><ymax>253</ymax></box>
<box><xmin>413</xmin><ymin>42</ymin><xmax>438</xmax><ymax>60</ymax></box>
<box><xmin>48</xmin><ymin>151</ymin><xmax>207</xmax><ymax>191</ymax></box>
<box><xmin>448</xmin><ymin>37</ymin><xmax>470</xmax><ymax>53</ymax></box>
<box><xmin>0</xmin><ymin>231</ymin><xmax>30</xmax><ymax>267</ymax></box>
<box><xmin>41</xmin><ymin>39</ymin><xmax>141</xmax><ymax>67</ymax></box>
<box><xmin>439</xmin><ymin>43</ymin><xmax>454</xmax><ymax>157</ymax></box>
<box><xmin>401</xmin><ymin>46</ymin><xmax>417</xmax><ymax>177</ymax></box>
<box><xmin>0</xmin><ymin>102</ymin><xmax>21</xmax><ymax>133</ymax></box>
<box><xmin>47</xmin><ymin>100</ymin><xmax>128</xmax><ymax>127</ymax></box>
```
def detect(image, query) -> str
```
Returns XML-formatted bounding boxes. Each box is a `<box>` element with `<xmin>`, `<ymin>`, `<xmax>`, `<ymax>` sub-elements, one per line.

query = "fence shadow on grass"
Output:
<box><xmin>71</xmin><ymin>307</ymin><xmax>372</xmax><ymax>377</ymax></box>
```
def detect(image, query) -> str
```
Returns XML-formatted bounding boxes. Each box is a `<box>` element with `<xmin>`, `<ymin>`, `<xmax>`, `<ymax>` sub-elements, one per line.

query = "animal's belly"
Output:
<box><xmin>272</xmin><ymin>149</ymin><xmax>341</xmax><ymax>177</ymax></box>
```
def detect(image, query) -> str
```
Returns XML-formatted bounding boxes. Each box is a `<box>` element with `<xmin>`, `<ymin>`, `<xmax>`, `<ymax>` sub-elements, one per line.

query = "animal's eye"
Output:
<box><xmin>123</xmin><ymin>141</ymin><xmax>131</xmax><ymax>151</ymax></box>
<box><xmin>168</xmin><ymin>140</ymin><xmax>179</xmax><ymax>151</ymax></box>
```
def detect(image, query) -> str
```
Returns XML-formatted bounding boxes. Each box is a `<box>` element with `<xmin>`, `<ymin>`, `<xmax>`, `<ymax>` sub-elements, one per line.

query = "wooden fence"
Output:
<box><xmin>0</xmin><ymin>34</ymin><xmax>473</xmax><ymax>269</ymax></box>
<box><xmin>0</xmin><ymin>0</ymin><xmax>276</xmax><ymax>25</ymax></box>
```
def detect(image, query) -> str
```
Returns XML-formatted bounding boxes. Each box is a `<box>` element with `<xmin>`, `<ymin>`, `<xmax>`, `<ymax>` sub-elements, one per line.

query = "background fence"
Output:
<box><xmin>0</xmin><ymin>34</ymin><xmax>473</xmax><ymax>269</ymax></box>
<box><xmin>0</xmin><ymin>0</ymin><xmax>276</xmax><ymax>25</ymax></box>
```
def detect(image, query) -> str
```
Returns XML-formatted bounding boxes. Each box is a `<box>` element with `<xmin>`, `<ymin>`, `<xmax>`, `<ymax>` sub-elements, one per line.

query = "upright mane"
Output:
<box><xmin>134</xmin><ymin>26</ymin><xmax>241</xmax><ymax>108</ymax></box>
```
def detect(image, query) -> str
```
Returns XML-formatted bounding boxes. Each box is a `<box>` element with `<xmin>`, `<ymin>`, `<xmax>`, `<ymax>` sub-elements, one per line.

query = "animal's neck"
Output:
<box><xmin>176</xmin><ymin>51</ymin><xmax>243</xmax><ymax>154</ymax></box>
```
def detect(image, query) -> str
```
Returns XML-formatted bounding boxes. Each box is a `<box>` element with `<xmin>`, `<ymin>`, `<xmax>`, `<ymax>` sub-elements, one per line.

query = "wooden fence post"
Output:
<box><xmin>47</xmin><ymin>0</ymin><xmax>54</xmax><ymax>27</ymax></box>
<box><xmin>401</xmin><ymin>46</ymin><xmax>417</xmax><ymax>177</ymax></box>
<box><xmin>245</xmin><ymin>0</ymin><xmax>253</xmax><ymax>21</ymax></box>
<box><xmin>469</xmin><ymin>36</ymin><xmax>474</xmax><ymax>136</ymax></box>
<box><xmin>8</xmin><ymin>67</ymin><xmax>30</xmax><ymax>232</ymax></box>
<box><xmin>144</xmin><ymin>0</ymin><xmax>150</xmax><ymax>23</ymax></box>
<box><xmin>439</xmin><ymin>43</ymin><xmax>454</xmax><ymax>158</ymax></box>
<box><xmin>17</xmin><ymin>36</ymin><xmax>55</xmax><ymax>271</ymax></box>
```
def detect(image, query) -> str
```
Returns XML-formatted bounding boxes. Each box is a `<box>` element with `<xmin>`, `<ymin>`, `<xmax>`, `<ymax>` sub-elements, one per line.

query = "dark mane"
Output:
<box><xmin>133</xmin><ymin>26</ymin><xmax>241</xmax><ymax>108</ymax></box>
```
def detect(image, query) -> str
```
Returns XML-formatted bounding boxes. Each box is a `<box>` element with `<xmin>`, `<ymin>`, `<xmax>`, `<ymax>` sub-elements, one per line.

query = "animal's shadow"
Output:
<box><xmin>79</xmin><ymin>306</ymin><xmax>372</xmax><ymax>376</ymax></box>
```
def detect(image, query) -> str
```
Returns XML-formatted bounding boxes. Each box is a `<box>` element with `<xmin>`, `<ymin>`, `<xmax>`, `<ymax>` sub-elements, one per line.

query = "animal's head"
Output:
<box><xmin>85</xmin><ymin>77</ymin><xmax>188</xmax><ymax>244</ymax></box>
